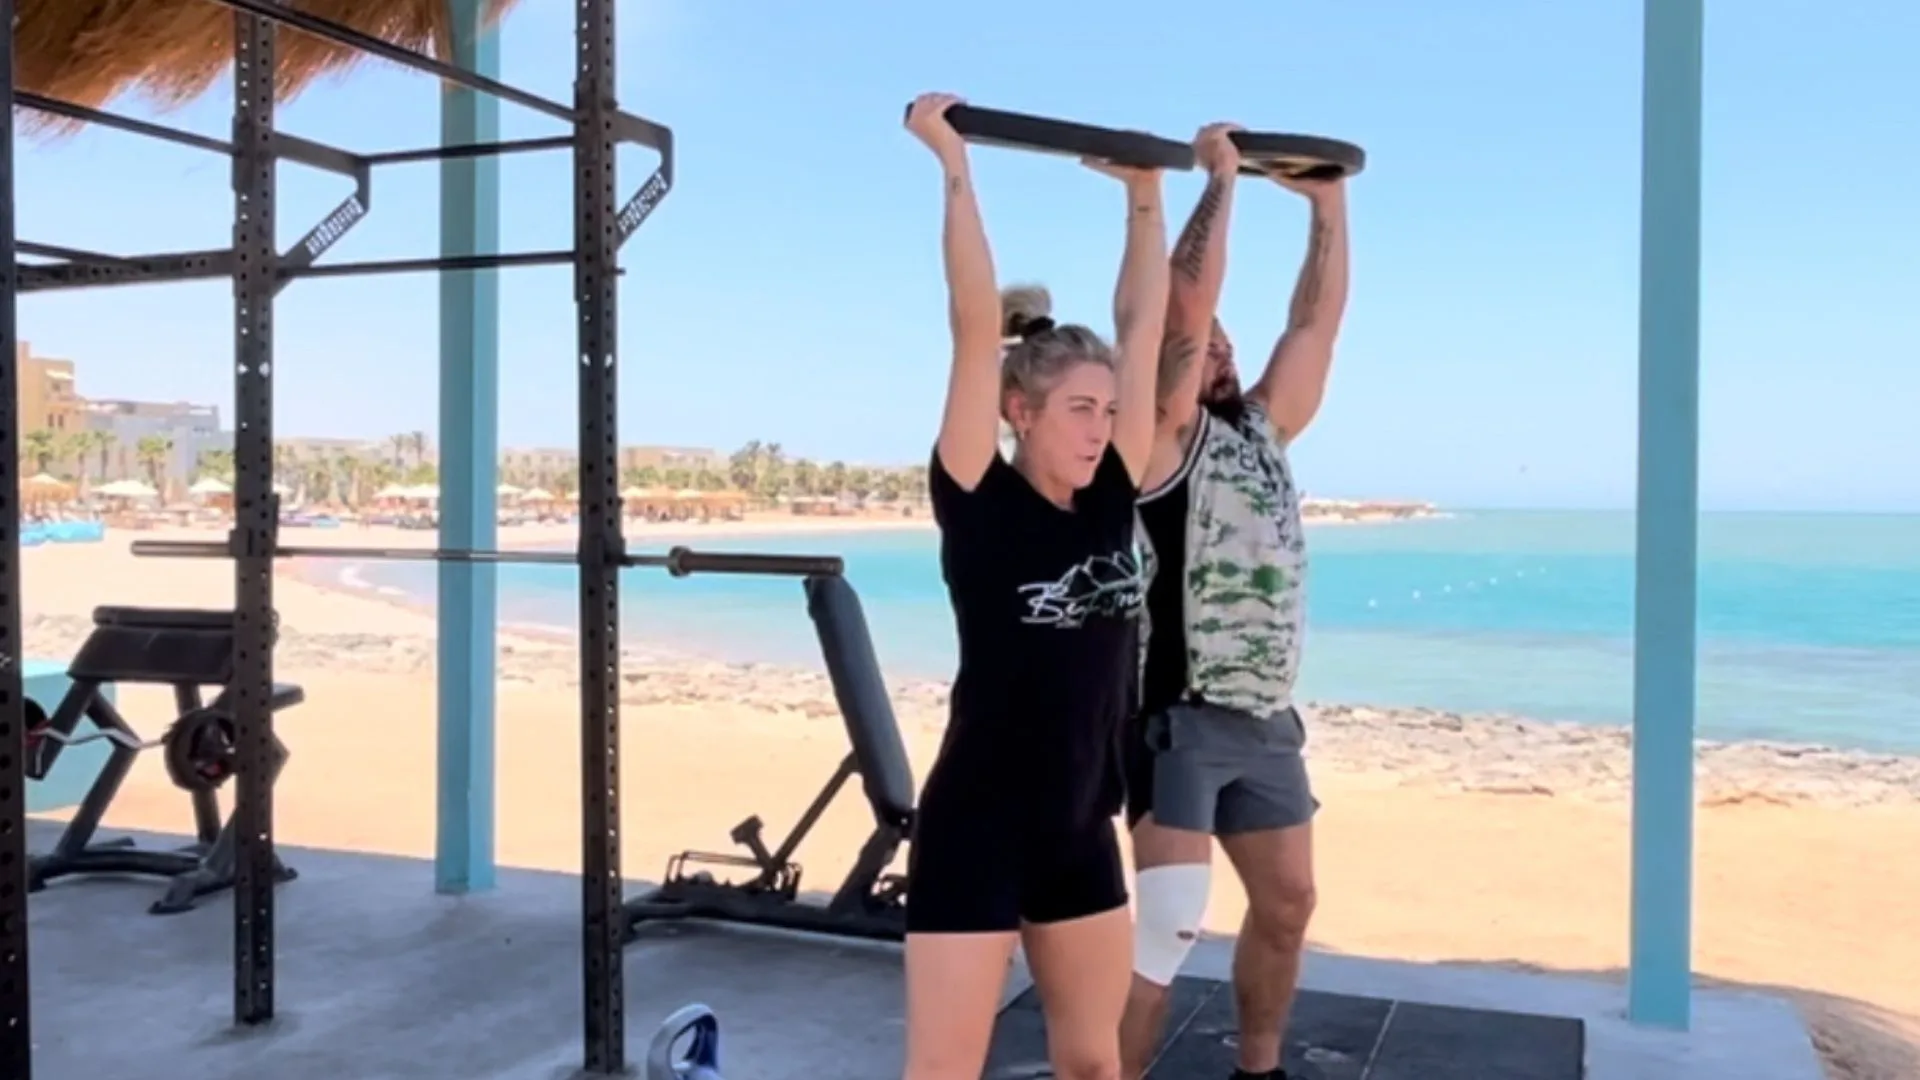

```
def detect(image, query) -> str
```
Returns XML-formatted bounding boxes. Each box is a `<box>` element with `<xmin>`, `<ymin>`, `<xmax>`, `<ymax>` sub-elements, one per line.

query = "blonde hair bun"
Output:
<box><xmin>1000</xmin><ymin>284</ymin><xmax>1054</xmax><ymax>340</ymax></box>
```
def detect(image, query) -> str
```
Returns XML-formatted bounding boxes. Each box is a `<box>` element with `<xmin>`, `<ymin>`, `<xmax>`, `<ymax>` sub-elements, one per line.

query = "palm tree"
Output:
<box><xmin>845</xmin><ymin>465</ymin><xmax>876</xmax><ymax>502</ymax></box>
<box><xmin>135</xmin><ymin>435</ymin><xmax>173</xmax><ymax>492</ymax></box>
<box><xmin>95</xmin><ymin>431</ymin><xmax>117</xmax><ymax>481</ymax></box>
<box><xmin>820</xmin><ymin>460</ymin><xmax>848</xmax><ymax>499</ymax></box>
<box><xmin>63</xmin><ymin>431</ymin><xmax>97</xmax><ymax>482</ymax></box>
<box><xmin>728</xmin><ymin>440</ymin><xmax>762</xmax><ymax>492</ymax></box>
<box><xmin>196</xmin><ymin>447</ymin><xmax>235</xmax><ymax>480</ymax></box>
<box><xmin>22</xmin><ymin>430</ymin><xmax>56</xmax><ymax>474</ymax></box>
<box><xmin>789</xmin><ymin>459</ymin><xmax>819</xmax><ymax>496</ymax></box>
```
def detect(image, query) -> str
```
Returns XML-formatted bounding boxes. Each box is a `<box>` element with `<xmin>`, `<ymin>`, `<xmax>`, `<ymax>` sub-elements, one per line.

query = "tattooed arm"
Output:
<box><xmin>1157</xmin><ymin>125</ymin><xmax>1242</xmax><ymax>440</ymax></box>
<box><xmin>1248</xmin><ymin>181</ymin><xmax>1350</xmax><ymax>444</ymax></box>
<box><xmin>907</xmin><ymin>94</ymin><xmax>1003</xmax><ymax>491</ymax></box>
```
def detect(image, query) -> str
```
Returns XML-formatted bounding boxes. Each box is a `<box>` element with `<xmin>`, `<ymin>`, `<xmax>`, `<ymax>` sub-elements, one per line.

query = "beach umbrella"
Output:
<box><xmin>95</xmin><ymin>478</ymin><xmax>158</xmax><ymax>499</ymax></box>
<box><xmin>522</xmin><ymin>487</ymin><xmax>554</xmax><ymax>502</ymax></box>
<box><xmin>189</xmin><ymin>476</ymin><xmax>232</xmax><ymax>496</ymax></box>
<box><xmin>22</xmin><ymin>472</ymin><xmax>67</xmax><ymax>490</ymax></box>
<box><xmin>498</xmin><ymin>483</ymin><xmax>523</xmax><ymax>497</ymax></box>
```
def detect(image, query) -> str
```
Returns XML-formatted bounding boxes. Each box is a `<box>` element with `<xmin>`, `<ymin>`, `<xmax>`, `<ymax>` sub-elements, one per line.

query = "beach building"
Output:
<box><xmin>14</xmin><ymin>342</ymin><xmax>78</xmax><ymax>442</ymax></box>
<box><xmin>620</xmin><ymin>443</ymin><xmax>724</xmax><ymax>472</ymax></box>
<box><xmin>278</xmin><ymin>435</ymin><xmax>396</xmax><ymax>467</ymax></box>
<box><xmin>77</xmin><ymin>398</ymin><xmax>226</xmax><ymax>497</ymax></box>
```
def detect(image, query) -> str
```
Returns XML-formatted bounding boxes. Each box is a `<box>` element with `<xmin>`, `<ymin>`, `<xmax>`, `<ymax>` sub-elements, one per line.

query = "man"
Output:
<box><xmin>1119</xmin><ymin>123</ymin><xmax>1351</xmax><ymax>1080</ymax></box>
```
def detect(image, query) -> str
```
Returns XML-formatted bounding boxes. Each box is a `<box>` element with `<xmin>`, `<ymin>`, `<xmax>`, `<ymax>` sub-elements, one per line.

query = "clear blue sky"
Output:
<box><xmin>15</xmin><ymin>1</ymin><xmax>1918</xmax><ymax>511</ymax></box>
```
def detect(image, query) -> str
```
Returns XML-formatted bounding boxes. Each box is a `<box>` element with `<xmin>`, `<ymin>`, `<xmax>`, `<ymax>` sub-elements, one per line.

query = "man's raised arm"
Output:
<box><xmin>1248</xmin><ymin>177</ymin><xmax>1350</xmax><ymax>444</ymax></box>
<box><xmin>1156</xmin><ymin>125</ymin><xmax>1242</xmax><ymax>438</ymax></box>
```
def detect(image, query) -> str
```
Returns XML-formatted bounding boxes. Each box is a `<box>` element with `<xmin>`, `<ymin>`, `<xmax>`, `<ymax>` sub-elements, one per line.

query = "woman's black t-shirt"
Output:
<box><xmin>924</xmin><ymin>444</ymin><xmax>1145</xmax><ymax>837</ymax></box>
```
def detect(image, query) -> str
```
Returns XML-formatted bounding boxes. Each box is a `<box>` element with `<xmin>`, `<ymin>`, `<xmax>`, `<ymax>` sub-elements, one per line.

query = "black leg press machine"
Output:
<box><xmin>22</xmin><ymin>605</ymin><xmax>305</xmax><ymax>915</ymax></box>
<box><xmin>625</xmin><ymin>573</ymin><xmax>916</xmax><ymax>942</ymax></box>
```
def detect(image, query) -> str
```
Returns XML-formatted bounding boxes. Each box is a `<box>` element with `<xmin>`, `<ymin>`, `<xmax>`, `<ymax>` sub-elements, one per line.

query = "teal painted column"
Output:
<box><xmin>435</xmin><ymin>0</ymin><xmax>502</xmax><ymax>894</ymax></box>
<box><xmin>1629</xmin><ymin>0</ymin><xmax>1704</xmax><ymax>1029</ymax></box>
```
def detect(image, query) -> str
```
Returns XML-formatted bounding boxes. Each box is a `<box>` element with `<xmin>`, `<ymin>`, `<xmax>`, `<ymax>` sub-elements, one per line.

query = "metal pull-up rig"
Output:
<box><xmin>0</xmin><ymin>0</ymin><xmax>672</xmax><ymax>1074</ymax></box>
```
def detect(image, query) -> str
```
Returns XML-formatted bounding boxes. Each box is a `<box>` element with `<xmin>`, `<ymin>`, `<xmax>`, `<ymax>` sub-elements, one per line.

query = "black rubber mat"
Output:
<box><xmin>985</xmin><ymin>976</ymin><xmax>1585</xmax><ymax>1079</ymax></box>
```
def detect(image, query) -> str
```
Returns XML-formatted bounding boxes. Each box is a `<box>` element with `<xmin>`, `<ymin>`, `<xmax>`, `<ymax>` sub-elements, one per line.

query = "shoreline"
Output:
<box><xmin>26</xmin><ymin>521</ymin><xmax>1920</xmax><ymax>802</ymax></box>
<box><xmin>302</xmin><ymin>527</ymin><xmax>1920</xmax><ymax>790</ymax></box>
<box><xmin>42</xmin><ymin>523</ymin><xmax>1920</xmax><ymax>809</ymax></box>
<box><xmin>31</xmin><ymin>595</ymin><xmax>1920</xmax><ymax>808</ymax></box>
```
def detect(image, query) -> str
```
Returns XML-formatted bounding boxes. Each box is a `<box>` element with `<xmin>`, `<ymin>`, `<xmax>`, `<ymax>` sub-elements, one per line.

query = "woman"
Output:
<box><xmin>900</xmin><ymin>92</ymin><xmax>1169</xmax><ymax>1080</ymax></box>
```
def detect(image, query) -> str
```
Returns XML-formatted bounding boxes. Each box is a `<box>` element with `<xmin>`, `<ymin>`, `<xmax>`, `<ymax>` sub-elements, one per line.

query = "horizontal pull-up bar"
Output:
<box><xmin>204</xmin><ymin>0</ymin><xmax>576</xmax><ymax>124</ymax></box>
<box><xmin>130</xmin><ymin>540</ymin><xmax>846</xmax><ymax>579</ymax></box>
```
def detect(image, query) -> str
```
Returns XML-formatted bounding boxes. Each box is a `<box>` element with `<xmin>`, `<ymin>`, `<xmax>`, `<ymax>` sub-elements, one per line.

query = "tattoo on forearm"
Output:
<box><xmin>1288</xmin><ymin>212</ymin><xmax>1332</xmax><ymax>330</ymax></box>
<box><xmin>946</xmin><ymin>174</ymin><xmax>963</xmax><ymax>197</ymax></box>
<box><xmin>1156</xmin><ymin>331</ymin><xmax>1200</xmax><ymax>403</ymax></box>
<box><xmin>1171</xmin><ymin>177</ymin><xmax>1227</xmax><ymax>284</ymax></box>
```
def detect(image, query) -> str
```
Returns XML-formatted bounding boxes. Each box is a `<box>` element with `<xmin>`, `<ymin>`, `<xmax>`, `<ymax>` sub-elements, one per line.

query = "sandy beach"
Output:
<box><xmin>20</xmin><ymin>522</ymin><xmax>1920</xmax><ymax>1080</ymax></box>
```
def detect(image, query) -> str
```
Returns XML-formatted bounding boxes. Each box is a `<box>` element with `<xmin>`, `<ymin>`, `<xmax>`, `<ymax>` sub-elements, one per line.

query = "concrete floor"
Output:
<box><xmin>21</xmin><ymin>822</ymin><xmax>1822</xmax><ymax>1079</ymax></box>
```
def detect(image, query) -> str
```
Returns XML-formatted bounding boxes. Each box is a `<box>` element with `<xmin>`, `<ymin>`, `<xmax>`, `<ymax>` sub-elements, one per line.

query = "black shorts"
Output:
<box><xmin>1123</xmin><ymin>709</ymin><xmax>1156</xmax><ymax>827</ymax></box>
<box><xmin>905</xmin><ymin>805</ymin><xmax>1128</xmax><ymax>935</ymax></box>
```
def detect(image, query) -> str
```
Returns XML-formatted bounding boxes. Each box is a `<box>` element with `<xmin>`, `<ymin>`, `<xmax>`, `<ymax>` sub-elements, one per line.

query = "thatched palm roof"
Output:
<box><xmin>15</xmin><ymin>0</ymin><xmax>520</xmax><ymax>129</ymax></box>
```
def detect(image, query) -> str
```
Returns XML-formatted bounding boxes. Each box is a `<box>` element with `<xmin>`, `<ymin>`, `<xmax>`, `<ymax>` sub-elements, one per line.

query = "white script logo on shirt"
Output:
<box><xmin>1017</xmin><ymin>550</ymin><xmax>1145</xmax><ymax>629</ymax></box>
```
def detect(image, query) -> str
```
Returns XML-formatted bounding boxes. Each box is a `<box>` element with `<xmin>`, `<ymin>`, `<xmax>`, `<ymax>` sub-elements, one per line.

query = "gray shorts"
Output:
<box><xmin>1131</xmin><ymin>701</ymin><xmax>1317</xmax><ymax>836</ymax></box>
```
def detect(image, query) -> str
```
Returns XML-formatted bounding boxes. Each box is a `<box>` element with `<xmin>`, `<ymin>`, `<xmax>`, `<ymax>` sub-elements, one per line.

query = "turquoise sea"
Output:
<box><xmin>342</xmin><ymin>511</ymin><xmax>1920</xmax><ymax>754</ymax></box>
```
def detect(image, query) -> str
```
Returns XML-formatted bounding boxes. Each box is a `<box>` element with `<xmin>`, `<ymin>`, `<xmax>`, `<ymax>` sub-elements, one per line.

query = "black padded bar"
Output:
<box><xmin>803</xmin><ymin>576</ymin><xmax>915</xmax><ymax>825</ymax></box>
<box><xmin>0</xmin><ymin>0</ymin><xmax>30</xmax><ymax>1071</ymax></box>
<box><xmin>204</xmin><ymin>0</ymin><xmax>577</xmax><ymax>124</ymax></box>
<box><xmin>92</xmin><ymin>605</ymin><xmax>244</xmax><ymax>631</ymax></box>
<box><xmin>912</xmin><ymin>102</ymin><xmax>1196</xmax><ymax>171</ymax></box>
<box><xmin>1230</xmin><ymin>131</ymin><xmax>1367</xmax><ymax>181</ymax></box>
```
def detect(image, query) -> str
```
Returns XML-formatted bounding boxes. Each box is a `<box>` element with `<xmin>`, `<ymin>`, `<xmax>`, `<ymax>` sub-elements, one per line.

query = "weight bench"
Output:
<box><xmin>23</xmin><ymin>605</ymin><xmax>305</xmax><ymax>916</ymax></box>
<box><xmin>625</xmin><ymin>573</ymin><xmax>914</xmax><ymax>943</ymax></box>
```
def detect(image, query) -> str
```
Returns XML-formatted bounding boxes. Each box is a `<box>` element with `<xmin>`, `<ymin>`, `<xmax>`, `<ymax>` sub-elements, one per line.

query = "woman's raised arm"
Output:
<box><xmin>908</xmin><ymin>93</ymin><xmax>1003</xmax><ymax>491</ymax></box>
<box><xmin>1087</xmin><ymin>162</ymin><xmax>1169</xmax><ymax>485</ymax></box>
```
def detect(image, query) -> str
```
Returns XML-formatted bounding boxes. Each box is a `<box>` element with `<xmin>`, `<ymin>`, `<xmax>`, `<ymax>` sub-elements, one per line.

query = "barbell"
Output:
<box><xmin>129</xmin><ymin>541</ymin><xmax>844</xmax><ymax>579</ymax></box>
<box><xmin>904</xmin><ymin>102</ymin><xmax>1369</xmax><ymax>183</ymax></box>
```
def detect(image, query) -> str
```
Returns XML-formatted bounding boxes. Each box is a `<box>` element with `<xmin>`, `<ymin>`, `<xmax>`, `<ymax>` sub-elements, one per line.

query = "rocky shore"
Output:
<box><xmin>28</xmin><ymin>613</ymin><xmax>1919</xmax><ymax>809</ymax></box>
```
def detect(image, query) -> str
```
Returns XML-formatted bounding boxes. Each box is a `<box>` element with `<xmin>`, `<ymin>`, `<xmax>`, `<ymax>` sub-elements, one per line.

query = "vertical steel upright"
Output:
<box><xmin>435</xmin><ymin>0</ymin><xmax>503</xmax><ymax>897</ymax></box>
<box><xmin>0</xmin><ymin>0</ymin><xmax>32</xmax><ymax>1074</ymax></box>
<box><xmin>229</xmin><ymin>10</ymin><xmax>282</xmax><ymax>1026</ymax></box>
<box><xmin>574</xmin><ymin>0</ymin><xmax>627</xmax><ymax>1070</ymax></box>
<box><xmin>1629</xmin><ymin>0</ymin><xmax>1705</xmax><ymax>1031</ymax></box>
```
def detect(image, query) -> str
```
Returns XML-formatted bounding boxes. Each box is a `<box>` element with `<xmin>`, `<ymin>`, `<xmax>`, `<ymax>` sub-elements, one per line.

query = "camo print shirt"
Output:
<box><xmin>1136</xmin><ymin>400</ymin><xmax>1307</xmax><ymax>720</ymax></box>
